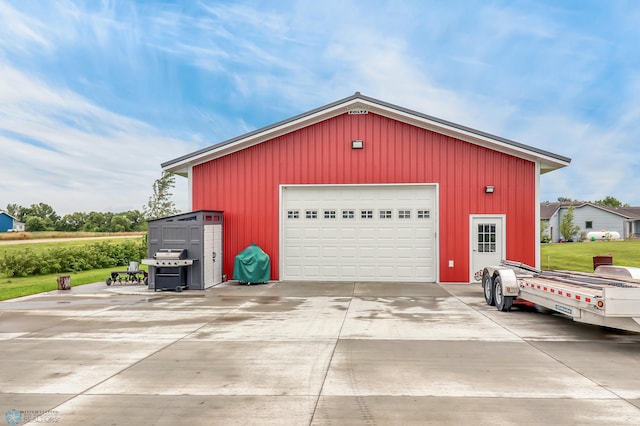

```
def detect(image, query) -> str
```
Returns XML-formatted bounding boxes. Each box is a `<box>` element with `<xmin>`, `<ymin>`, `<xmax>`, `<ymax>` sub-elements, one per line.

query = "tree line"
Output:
<box><xmin>5</xmin><ymin>203</ymin><xmax>147</xmax><ymax>232</ymax></box>
<box><xmin>4</xmin><ymin>172</ymin><xmax>180</xmax><ymax>232</ymax></box>
<box><xmin>553</xmin><ymin>195</ymin><xmax>629</xmax><ymax>207</ymax></box>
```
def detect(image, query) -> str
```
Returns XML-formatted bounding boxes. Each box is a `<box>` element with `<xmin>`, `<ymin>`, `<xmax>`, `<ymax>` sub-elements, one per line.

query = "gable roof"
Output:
<box><xmin>0</xmin><ymin>211</ymin><xmax>16</xmax><ymax>220</ymax></box>
<box><xmin>163</xmin><ymin>92</ymin><xmax>571</xmax><ymax>176</ymax></box>
<box><xmin>540</xmin><ymin>202</ymin><xmax>564</xmax><ymax>220</ymax></box>
<box><xmin>604</xmin><ymin>206</ymin><xmax>640</xmax><ymax>219</ymax></box>
<box><xmin>540</xmin><ymin>202</ymin><xmax>640</xmax><ymax>220</ymax></box>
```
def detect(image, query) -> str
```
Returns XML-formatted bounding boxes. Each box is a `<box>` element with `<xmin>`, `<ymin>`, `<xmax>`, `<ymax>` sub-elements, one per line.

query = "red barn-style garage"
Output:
<box><xmin>163</xmin><ymin>93</ymin><xmax>570</xmax><ymax>283</ymax></box>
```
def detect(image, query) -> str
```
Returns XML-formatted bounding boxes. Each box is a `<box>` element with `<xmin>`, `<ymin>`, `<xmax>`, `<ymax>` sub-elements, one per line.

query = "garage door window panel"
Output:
<box><xmin>360</xmin><ymin>209</ymin><xmax>374</xmax><ymax>219</ymax></box>
<box><xmin>379</xmin><ymin>209</ymin><xmax>393</xmax><ymax>219</ymax></box>
<box><xmin>324</xmin><ymin>210</ymin><xmax>336</xmax><ymax>219</ymax></box>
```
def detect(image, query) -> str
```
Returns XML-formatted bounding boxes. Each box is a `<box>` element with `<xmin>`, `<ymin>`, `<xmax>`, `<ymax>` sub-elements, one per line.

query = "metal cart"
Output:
<box><xmin>106</xmin><ymin>261</ymin><xmax>148</xmax><ymax>286</ymax></box>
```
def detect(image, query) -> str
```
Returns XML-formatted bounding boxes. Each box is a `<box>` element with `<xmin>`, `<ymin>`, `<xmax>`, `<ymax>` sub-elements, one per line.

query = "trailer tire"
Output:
<box><xmin>482</xmin><ymin>271</ymin><xmax>495</xmax><ymax>306</ymax></box>
<box><xmin>494</xmin><ymin>276</ymin><xmax>513</xmax><ymax>312</ymax></box>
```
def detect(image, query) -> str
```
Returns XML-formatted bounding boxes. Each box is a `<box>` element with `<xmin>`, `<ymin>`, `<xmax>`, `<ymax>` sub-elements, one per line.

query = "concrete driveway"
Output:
<box><xmin>1</xmin><ymin>281</ymin><xmax>639</xmax><ymax>425</ymax></box>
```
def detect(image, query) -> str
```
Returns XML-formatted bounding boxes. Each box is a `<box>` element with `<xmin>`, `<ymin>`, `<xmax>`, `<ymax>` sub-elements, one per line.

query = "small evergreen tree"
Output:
<box><xmin>559</xmin><ymin>205</ymin><xmax>580</xmax><ymax>242</ymax></box>
<box><xmin>143</xmin><ymin>172</ymin><xmax>179</xmax><ymax>220</ymax></box>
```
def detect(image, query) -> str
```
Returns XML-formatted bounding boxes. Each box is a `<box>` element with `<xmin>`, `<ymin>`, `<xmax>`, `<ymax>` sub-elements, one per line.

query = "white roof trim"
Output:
<box><xmin>163</xmin><ymin>93</ymin><xmax>570</xmax><ymax>175</ymax></box>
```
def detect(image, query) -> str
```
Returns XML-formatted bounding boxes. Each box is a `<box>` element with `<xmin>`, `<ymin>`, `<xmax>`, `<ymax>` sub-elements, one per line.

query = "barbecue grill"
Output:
<box><xmin>142</xmin><ymin>249</ymin><xmax>195</xmax><ymax>292</ymax></box>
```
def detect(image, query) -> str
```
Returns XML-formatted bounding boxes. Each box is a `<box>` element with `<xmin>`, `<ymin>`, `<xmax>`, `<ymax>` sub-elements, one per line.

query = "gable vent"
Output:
<box><xmin>348</xmin><ymin>103</ymin><xmax>369</xmax><ymax>114</ymax></box>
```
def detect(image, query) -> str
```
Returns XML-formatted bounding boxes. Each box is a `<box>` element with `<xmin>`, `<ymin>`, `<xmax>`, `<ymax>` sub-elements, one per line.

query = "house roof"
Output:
<box><xmin>540</xmin><ymin>202</ymin><xmax>564</xmax><ymax>220</ymax></box>
<box><xmin>0</xmin><ymin>211</ymin><xmax>16</xmax><ymax>220</ymax></box>
<box><xmin>540</xmin><ymin>202</ymin><xmax>640</xmax><ymax>220</ymax></box>
<box><xmin>163</xmin><ymin>92</ymin><xmax>571</xmax><ymax>176</ymax></box>
<box><xmin>596</xmin><ymin>205</ymin><xmax>640</xmax><ymax>219</ymax></box>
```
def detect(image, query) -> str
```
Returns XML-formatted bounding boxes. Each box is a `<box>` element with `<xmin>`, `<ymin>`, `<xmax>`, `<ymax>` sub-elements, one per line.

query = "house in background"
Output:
<box><xmin>0</xmin><ymin>211</ymin><xmax>25</xmax><ymax>232</ymax></box>
<box><xmin>163</xmin><ymin>92</ymin><xmax>570</xmax><ymax>283</ymax></box>
<box><xmin>541</xmin><ymin>202</ymin><xmax>640</xmax><ymax>242</ymax></box>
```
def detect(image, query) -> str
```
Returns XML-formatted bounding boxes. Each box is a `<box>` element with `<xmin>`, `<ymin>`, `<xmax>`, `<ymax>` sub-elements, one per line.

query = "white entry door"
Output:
<box><xmin>470</xmin><ymin>215</ymin><xmax>505</xmax><ymax>281</ymax></box>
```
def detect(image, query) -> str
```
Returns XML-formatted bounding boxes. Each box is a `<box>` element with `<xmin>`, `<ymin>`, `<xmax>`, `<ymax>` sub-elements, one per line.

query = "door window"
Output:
<box><xmin>477</xmin><ymin>224</ymin><xmax>496</xmax><ymax>253</ymax></box>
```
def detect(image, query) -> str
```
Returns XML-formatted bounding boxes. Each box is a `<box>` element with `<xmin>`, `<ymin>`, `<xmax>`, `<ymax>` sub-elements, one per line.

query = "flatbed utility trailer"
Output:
<box><xmin>480</xmin><ymin>260</ymin><xmax>640</xmax><ymax>333</ymax></box>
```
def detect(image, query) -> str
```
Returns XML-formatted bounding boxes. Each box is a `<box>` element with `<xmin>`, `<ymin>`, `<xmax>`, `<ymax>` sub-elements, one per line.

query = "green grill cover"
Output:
<box><xmin>233</xmin><ymin>243</ymin><xmax>271</xmax><ymax>283</ymax></box>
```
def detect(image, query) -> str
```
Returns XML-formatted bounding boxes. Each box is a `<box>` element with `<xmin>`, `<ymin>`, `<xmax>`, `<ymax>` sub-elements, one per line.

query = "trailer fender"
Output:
<box><xmin>482</xmin><ymin>266</ymin><xmax>502</xmax><ymax>279</ymax></box>
<box><xmin>493</xmin><ymin>268</ymin><xmax>519</xmax><ymax>297</ymax></box>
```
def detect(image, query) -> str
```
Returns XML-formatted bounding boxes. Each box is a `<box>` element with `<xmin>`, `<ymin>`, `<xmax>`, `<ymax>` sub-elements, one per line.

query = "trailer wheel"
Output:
<box><xmin>482</xmin><ymin>271</ymin><xmax>495</xmax><ymax>306</ymax></box>
<box><xmin>494</xmin><ymin>276</ymin><xmax>513</xmax><ymax>312</ymax></box>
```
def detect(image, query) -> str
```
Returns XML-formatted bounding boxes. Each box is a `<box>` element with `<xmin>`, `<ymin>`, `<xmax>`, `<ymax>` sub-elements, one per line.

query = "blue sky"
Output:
<box><xmin>1</xmin><ymin>0</ymin><xmax>640</xmax><ymax>215</ymax></box>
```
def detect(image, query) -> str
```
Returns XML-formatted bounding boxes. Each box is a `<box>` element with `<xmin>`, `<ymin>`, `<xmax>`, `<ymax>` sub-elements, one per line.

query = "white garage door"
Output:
<box><xmin>281</xmin><ymin>185</ymin><xmax>437</xmax><ymax>282</ymax></box>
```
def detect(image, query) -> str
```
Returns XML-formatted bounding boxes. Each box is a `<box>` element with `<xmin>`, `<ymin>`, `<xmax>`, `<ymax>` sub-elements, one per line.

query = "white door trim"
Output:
<box><xmin>469</xmin><ymin>214</ymin><xmax>506</xmax><ymax>282</ymax></box>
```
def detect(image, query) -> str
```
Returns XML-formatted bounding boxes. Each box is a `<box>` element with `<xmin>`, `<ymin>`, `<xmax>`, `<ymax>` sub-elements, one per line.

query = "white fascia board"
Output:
<box><xmin>165</xmin><ymin>95</ymin><xmax>569</xmax><ymax>175</ymax></box>
<box><xmin>361</xmin><ymin>99</ymin><xmax>570</xmax><ymax>171</ymax></box>
<box><xmin>163</xmin><ymin>101</ymin><xmax>352</xmax><ymax>174</ymax></box>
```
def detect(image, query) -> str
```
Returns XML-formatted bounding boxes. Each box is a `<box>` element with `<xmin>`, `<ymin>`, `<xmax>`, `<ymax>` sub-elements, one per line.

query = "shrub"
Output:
<box><xmin>560</xmin><ymin>205</ymin><xmax>580</xmax><ymax>242</ymax></box>
<box><xmin>0</xmin><ymin>240</ymin><xmax>147</xmax><ymax>278</ymax></box>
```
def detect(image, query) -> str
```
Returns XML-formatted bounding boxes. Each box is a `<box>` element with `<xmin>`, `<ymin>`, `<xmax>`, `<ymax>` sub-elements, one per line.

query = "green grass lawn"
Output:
<box><xmin>2</xmin><ymin>237</ymin><xmax>640</xmax><ymax>301</ymax></box>
<box><xmin>0</xmin><ymin>236</ymin><xmax>145</xmax><ymax>301</ymax></box>
<box><xmin>0</xmin><ymin>267</ymin><xmax>139</xmax><ymax>301</ymax></box>
<box><xmin>540</xmin><ymin>240</ymin><xmax>640</xmax><ymax>272</ymax></box>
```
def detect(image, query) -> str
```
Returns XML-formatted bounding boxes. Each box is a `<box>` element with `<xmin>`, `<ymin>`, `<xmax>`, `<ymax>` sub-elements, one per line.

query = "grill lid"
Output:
<box><xmin>142</xmin><ymin>258</ymin><xmax>194</xmax><ymax>267</ymax></box>
<box><xmin>154</xmin><ymin>249</ymin><xmax>188</xmax><ymax>260</ymax></box>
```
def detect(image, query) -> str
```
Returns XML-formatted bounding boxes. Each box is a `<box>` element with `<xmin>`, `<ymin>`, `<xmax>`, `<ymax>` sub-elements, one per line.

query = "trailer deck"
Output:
<box><xmin>481</xmin><ymin>261</ymin><xmax>640</xmax><ymax>333</ymax></box>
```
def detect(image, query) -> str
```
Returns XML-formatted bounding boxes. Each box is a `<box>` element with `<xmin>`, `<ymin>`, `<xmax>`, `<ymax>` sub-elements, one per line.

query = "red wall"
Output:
<box><xmin>192</xmin><ymin>112</ymin><xmax>536</xmax><ymax>282</ymax></box>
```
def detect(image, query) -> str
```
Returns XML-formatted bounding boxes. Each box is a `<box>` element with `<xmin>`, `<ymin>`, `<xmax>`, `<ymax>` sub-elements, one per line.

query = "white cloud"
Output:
<box><xmin>0</xmin><ymin>65</ymin><xmax>191</xmax><ymax>214</ymax></box>
<box><xmin>2</xmin><ymin>0</ymin><xmax>640</xmax><ymax>216</ymax></box>
<box><xmin>0</xmin><ymin>2</ymin><xmax>53</xmax><ymax>54</ymax></box>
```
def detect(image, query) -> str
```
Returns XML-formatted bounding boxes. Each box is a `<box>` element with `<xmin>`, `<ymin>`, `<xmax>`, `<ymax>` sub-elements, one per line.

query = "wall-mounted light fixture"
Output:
<box><xmin>351</xmin><ymin>139</ymin><xmax>364</xmax><ymax>149</ymax></box>
<box><xmin>485</xmin><ymin>185</ymin><xmax>495</xmax><ymax>193</ymax></box>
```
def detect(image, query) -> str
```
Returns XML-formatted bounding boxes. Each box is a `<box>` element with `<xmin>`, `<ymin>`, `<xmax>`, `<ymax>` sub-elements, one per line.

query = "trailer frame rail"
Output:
<box><xmin>481</xmin><ymin>261</ymin><xmax>640</xmax><ymax>333</ymax></box>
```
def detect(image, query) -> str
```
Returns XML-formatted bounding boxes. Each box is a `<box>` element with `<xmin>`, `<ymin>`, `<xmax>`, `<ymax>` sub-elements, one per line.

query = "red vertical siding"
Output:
<box><xmin>192</xmin><ymin>112</ymin><xmax>536</xmax><ymax>282</ymax></box>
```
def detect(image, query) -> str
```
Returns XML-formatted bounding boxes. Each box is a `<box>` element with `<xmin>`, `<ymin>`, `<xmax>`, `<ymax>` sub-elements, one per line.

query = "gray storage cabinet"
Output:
<box><xmin>146</xmin><ymin>210</ymin><xmax>223</xmax><ymax>290</ymax></box>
